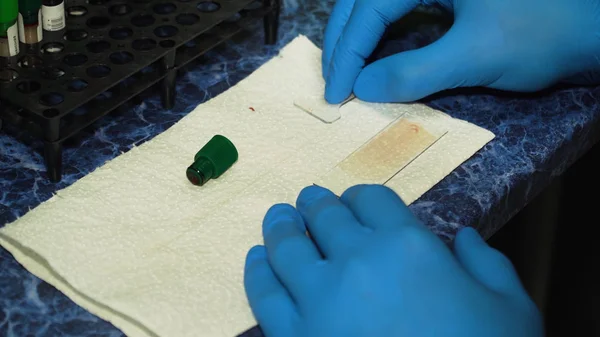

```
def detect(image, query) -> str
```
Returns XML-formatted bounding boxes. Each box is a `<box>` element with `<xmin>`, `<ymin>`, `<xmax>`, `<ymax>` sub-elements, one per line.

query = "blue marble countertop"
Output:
<box><xmin>2</xmin><ymin>1</ymin><xmax>600</xmax><ymax>336</ymax></box>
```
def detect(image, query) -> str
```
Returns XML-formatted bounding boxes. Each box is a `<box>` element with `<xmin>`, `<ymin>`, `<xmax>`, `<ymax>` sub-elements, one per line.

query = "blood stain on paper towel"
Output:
<box><xmin>249</xmin><ymin>107</ymin><xmax>255</xmax><ymax>111</ymax></box>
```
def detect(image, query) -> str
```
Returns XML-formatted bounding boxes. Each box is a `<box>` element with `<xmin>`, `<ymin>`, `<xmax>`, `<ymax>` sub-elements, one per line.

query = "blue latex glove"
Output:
<box><xmin>322</xmin><ymin>0</ymin><xmax>600</xmax><ymax>103</ymax></box>
<box><xmin>244</xmin><ymin>184</ymin><xmax>543</xmax><ymax>337</ymax></box>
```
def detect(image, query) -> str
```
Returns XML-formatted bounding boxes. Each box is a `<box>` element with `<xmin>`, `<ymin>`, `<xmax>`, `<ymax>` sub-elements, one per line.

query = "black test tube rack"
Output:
<box><xmin>0</xmin><ymin>0</ymin><xmax>280</xmax><ymax>182</ymax></box>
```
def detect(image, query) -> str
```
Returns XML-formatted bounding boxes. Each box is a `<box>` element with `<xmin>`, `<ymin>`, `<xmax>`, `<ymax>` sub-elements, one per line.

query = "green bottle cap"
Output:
<box><xmin>0</xmin><ymin>0</ymin><xmax>19</xmax><ymax>30</ymax></box>
<box><xmin>186</xmin><ymin>135</ymin><xmax>238</xmax><ymax>186</ymax></box>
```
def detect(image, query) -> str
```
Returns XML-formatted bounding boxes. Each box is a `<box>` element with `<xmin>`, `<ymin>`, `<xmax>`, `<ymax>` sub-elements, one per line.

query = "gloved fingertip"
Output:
<box><xmin>263</xmin><ymin>203</ymin><xmax>301</xmax><ymax>235</ymax></box>
<box><xmin>299</xmin><ymin>184</ymin><xmax>332</xmax><ymax>197</ymax></box>
<box><xmin>339</xmin><ymin>184</ymin><xmax>394</xmax><ymax>206</ymax></box>
<box><xmin>297</xmin><ymin>185</ymin><xmax>335</xmax><ymax>210</ymax></box>
<box><xmin>245</xmin><ymin>245</ymin><xmax>268</xmax><ymax>268</ymax></box>
<box><xmin>264</xmin><ymin>203</ymin><xmax>296</xmax><ymax>222</ymax></box>
<box><xmin>457</xmin><ymin>226</ymin><xmax>484</xmax><ymax>245</ymax></box>
<box><xmin>338</xmin><ymin>184</ymin><xmax>363</xmax><ymax>203</ymax></box>
<box><xmin>453</xmin><ymin>227</ymin><xmax>484</xmax><ymax>254</ymax></box>
<box><xmin>454</xmin><ymin>226</ymin><xmax>527</xmax><ymax>295</ymax></box>
<box><xmin>324</xmin><ymin>88</ymin><xmax>345</xmax><ymax>105</ymax></box>
<box><xmin>353</xmin><ymin>68</ymin><xmax>393</xmax><ymax>103</ymax></box>
<box><xmin>324</xmin><ymin>76</ymin><xmax>352</xmax><ymax>104</ymax></box>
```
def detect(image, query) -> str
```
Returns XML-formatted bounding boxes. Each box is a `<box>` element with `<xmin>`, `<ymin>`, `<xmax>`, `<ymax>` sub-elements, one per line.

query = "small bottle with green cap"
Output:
<box><xmin>18</xmin><ymin>0</ymin><xmax>43</xmax><ymax>44</ymax></box>
<box><xmin>0</xmin><ymin>0</ymin><xmax>20</xmax><ymax>57</ymax></box>
<box><xmin>186</xmin><ymin>135</ymin><xmax>239</xmax><ymax>186</ymax></box>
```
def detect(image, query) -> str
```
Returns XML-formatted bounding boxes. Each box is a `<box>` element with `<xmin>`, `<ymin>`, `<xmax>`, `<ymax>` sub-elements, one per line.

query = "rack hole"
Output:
<box><xmin>132</xmin><ymin>38</ymin><xmax>157</xmax><ymax>51</ymax></box>
<box><xmin>197</xmin><ymin>1</ymin><xmax>220</xmax><ymax>12</ymax></box>
<box><xmin>41</xmin><ymin>42</ymin><xmax>65</xmax><ymax>54</ymax></box>
<box><xmin>159</xmin><ymin>39</ymin><xmax>175</xmax><ymax>48</ymax></box>
<box><xmin>67</xmin><ymin>6</ymin><xmax>88</xmax><ymax>16</ymax></box>
<box><xmin>86</xmin><ymin>40</ymin><xmax>111</xmax><ymax>53</ymax></box>
<box><xmin>154</xmin><ymin>25</ymin><xmax>178</xmax><ymax>38</ymax></box>
<box><xmin>175</xmin><ymin>13</ymin><xmax>198</xmax><ymax>25</ymax></box>
<box><xmin>41</xmin><ymin>67</ymin><xmax>65</xmax><ymax>79</ymax></box>
<box><xmin>67</xmin><ymin>79</ymin><xmax>89</xmax><ymax>92</ymax></box>
<box><xmin>154</xmin><ymin>3</ymin><xmax>177</xmax><ymax>14</ymax></box>
<box><xmin>109</xmin><ymin>26</ymin><xmax>134</xmax><ymax>39</ymax></box>
<box><xmin>64</xmin><ymin>29</ymin><xmax>88</xmax><ymax>41</ymax></box>
<box><xmin>63</xmin><ymin>53</ymin><xmax>88</xmax><ymax>66</ymax></box>
<box><xmin>86</xmin><ymin>16</ymin><xmax>111</xmax><ymax>29</ymax></box>
<box><xmin>109</xmin><ymin>4</ymin><xmax>132</xmax><ymax>16</ymax></box>
<box><xmin>43</xmin><ymin>109</ymin><xmax>60</xmax><ymax>118</ymax></box>
<box><xmin>110</xmin><ymin>51</ymin><xmax>134</xmax><ymax>64</ymax></box>
<box><xmin>131</xmin><ymin>14</ymin><xmax>156</xmax><ymax>27</ymax></box>
<box><xmin>16</xmin><ymin>81</ymin><xmax>41</xmax><ymax>93</ymax></box>
<box><xmin>40</xmin><ymin>93</ymin><xmax>65</xmax><ymax>106</ymax></box>
<box><xmin>87</xmin><ymin>65</ymin><xmax>111</xmax><ymax>78</ymax></box>
<box><xmin>18</xmin><ymin>55</ymin><xmax>44</xmax><ymax>68</ymax></box>
<box><xmin>0</xmin><ymin>68</ymin><xmax>19</xmax><ymax>82</ymax></box>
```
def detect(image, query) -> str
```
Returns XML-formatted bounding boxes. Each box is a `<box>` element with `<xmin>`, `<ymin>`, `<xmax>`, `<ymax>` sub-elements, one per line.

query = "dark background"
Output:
<box><xmin>489</xmin><ymin>143</ymin><xmax>600</xmax><ymax>336</ymax></box>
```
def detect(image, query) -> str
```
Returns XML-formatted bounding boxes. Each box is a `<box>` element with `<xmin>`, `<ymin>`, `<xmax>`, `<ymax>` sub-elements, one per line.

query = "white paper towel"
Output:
<box><xmin>0</xmin><ymin>35</ymin><xmax>494</xmax><ymax>337</ymax></box>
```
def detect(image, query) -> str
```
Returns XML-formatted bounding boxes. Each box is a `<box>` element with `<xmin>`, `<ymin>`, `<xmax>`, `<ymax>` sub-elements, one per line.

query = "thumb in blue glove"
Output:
<box><xmin>244</xmin><ymin>184</ymin><xmax>544</xmax><ymax>337</ymax></box>
<box><xmin>322</xmin><ymin>0</ymin><xmax>600</xmax><ymax>103</ymax></box>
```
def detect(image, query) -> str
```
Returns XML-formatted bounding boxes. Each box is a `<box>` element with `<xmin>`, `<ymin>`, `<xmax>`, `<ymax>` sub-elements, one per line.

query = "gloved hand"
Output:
<box><xmin>322</xmin><ymin>0</ymin><xmax>600</xmax><ymax>103</ymax></box>
<box><xmin>244</xmin><ymin>184</ymin><xmax>544</xmax><ymax>337</ymax></box>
